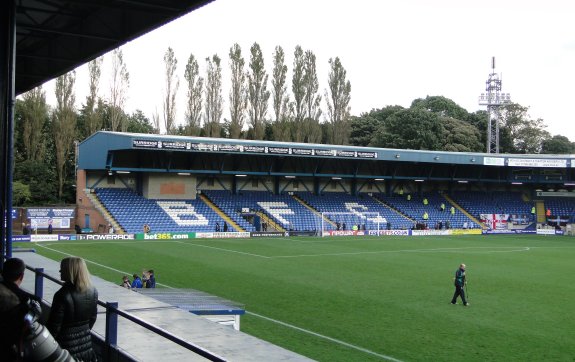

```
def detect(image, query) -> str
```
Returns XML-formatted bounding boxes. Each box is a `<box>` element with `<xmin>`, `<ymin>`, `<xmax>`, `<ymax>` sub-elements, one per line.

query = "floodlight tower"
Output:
<box><xmin>478</xmin><ymin>57</ymin><xmax>511</xmax><ymax>153</ymax></box>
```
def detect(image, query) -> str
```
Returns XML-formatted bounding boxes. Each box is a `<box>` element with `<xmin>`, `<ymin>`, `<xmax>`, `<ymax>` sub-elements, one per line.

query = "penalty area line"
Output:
<box><xmin>247</xmin><ymin>311</ymin><xmax>403</xmax><ymax>362</ymax></box>
<box><xmin>173</xmin><ymin>241</ymin><xmax>271</xmax><ymax>259</ymax></box>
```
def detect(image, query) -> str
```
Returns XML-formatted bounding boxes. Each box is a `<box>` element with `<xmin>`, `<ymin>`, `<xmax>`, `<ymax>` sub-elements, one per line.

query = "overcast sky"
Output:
<box><xmin>43</xmin><ymin>0</ymin><xmax>575</xmax><ymax>143</ymax></box>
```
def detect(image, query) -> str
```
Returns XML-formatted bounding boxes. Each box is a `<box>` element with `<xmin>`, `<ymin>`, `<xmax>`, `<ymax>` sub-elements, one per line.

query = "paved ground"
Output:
<box><xmin>16</xmin><ymin>251</ymin><xmax>313</xmax><ymax>362</ymax></box>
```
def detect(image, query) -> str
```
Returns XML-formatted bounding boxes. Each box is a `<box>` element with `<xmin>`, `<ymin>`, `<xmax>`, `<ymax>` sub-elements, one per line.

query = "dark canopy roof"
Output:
<box><xmin>15</xmin><ymin>0</ymin><xmax>213</xmax><ymax>95</ymax></box>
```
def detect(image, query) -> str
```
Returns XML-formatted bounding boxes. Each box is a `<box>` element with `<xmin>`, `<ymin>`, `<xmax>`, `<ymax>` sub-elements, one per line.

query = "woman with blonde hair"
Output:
<box><xmin>47</xmin><ymin>257</ymin><xmax>98</xmax><ymax>361</ymax></box>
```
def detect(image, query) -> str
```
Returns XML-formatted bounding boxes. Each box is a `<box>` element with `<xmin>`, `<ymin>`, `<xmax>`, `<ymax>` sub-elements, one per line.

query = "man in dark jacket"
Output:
<box><xmin>0</xmin><ymin>258</ymin><xmax>42</xmax><ymax>360</ymax></box>
<box><xmin>451</xmin><ymin>263</ymin><xmax>469</xmax><ymax>306</ymax></box>
<box><xmin>146</xmin><ymin>270</ymin><xmax>156</xmax><ymax>288</ymax></box>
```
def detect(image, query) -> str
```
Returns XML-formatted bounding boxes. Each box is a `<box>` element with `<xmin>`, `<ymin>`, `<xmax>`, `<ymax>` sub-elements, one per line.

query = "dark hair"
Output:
<box><xmin>148</xmin><ymin>270</ymin><xmax>154</xmax><ymax>274</ymax></box>
<box><xmin>133</xmin><ymin>274</ymin><xmax>139</xmax><ymax>279</ymax></box>
<box><xmin>2</xmin><ymin>258</ymin><xmax>26</xmax><ymax>282</ymax></box>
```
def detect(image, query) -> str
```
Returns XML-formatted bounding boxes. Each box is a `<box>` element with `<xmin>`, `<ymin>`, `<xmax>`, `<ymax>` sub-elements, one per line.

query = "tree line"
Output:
<box><xmin>12</xmin><ymin>44</ymin><xmax>574</xmax><ymax>206</ymax></box>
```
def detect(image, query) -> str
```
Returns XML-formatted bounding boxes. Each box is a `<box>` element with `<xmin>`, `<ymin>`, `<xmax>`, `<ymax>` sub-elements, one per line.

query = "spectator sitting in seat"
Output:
<box><xmin>121</xmin><ymin>275</ymin><xmax>131</xmax><ymax>288</ymax></box>
<box><xmin>131</xmin><ymin>274</ymin><xmax>143</xmax><ymax>288</ymax></box>
<box><xmin>145</xmin><ymin>270</ymin><xmax>156</xmax><ymax>288</ymax></box>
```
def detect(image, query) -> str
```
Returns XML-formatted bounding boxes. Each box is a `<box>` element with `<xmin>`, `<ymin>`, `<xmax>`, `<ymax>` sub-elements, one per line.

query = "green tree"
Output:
<box><xmin>325</xmin><ymin>57</ymin><xmax>351</xmax><ymax>145</ymax></box>
<box><xmin>19</xmin><ymin>86</ymin><xmax>48</xmax><ymax>161</ymax></box>
<box><xmin>109</xmin><ymin>49</ymin><xmax>130</xmax><ymax>132</ymax></box>
<box><xmin>499</xmin><ymin>103</ymin><xmax>550</xmax><ymax>153</ymax></box>
<box><xmin>371</xmin><ymin>108</ymin><xmax>443</xmax><ymax>150</ymax></box>
<box><xmin>15</xmin><ymin>158</ymin><xmax>58</xmax><ymax>205</ymax></box>
<box><xmin>204</xmin><ymin>54</ymin><xmax>223</xmax><ymax>137</ymax></box>
<box><xmin>541</xmin><ymin>135</ymin><xmax>575</xmax><ymax>154</ymax></box>
<box><xmin>127</xmin><ymin>110</ymin><xmax>156</xmax><ymax>134</ymax></box>
<box><xmin>247</xmin><ymin>42</ymin><xmax>270</xmax><ymax>140</ymax></box>
<box><xmin>302</xmin><ymin>50</ymin><xmax>322</xmax><ymax>143</ymax></box>
<box><xmin>52</xmin><ymin>71</ymin><xmax>77</xmax><ymax>200</ymax></box>
<box><xmin>291</xmin><ymin>46</ymin><xmax>306</xmax><ymax>142</ymax></box>
<box><xmin>12</xmin><ymin>181</ymin><xmax>32</xmax><ymax>206</ymax></box>
<box><xmin>184</xmin><ymin>53</ymin><xmax>203</xmax><ymax>136</ymax></box>
<box><xmin>271</xmin><ymin>45</ymin><xmax>290</xmax><ymax>141</ymax></box>
<box><xmin>228</xmin><ymin>43</ymin><xmax>247</xmax><ymax>139</ymax></box>
<box><xmin>349</xmin><ymin>106</ymin><xmax>404</xmax><ymax>146</ymax></box>
<box><xmin>440</xmin><ymin>117</ymin><xmax>483</xmax><ymax>152</ymax></box>
<box><xmin>411</xmin><ymin>96</ymin><xmax>469</xmax><ymax>121</ymax></box>
<box><xmin>467</xmin><ymin>111</ymin><xmax>488</xmax><ymax>151</ymax></box>
<box><xmin>85</xmin><ymin>56</ymin><xmax>103</xmax><ymax>136</ymax></box>
<box><xmin>163</xmin><ymin>47</ymin><xmax>179</xmax><ymax>134</ymax></box>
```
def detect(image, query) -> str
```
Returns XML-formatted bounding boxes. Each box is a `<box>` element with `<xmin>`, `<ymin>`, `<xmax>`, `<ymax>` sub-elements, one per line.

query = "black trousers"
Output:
<box><xmin>451</xmin><ymin>285</ymin><xmax>467</xmax><ymax>304</ymax></box>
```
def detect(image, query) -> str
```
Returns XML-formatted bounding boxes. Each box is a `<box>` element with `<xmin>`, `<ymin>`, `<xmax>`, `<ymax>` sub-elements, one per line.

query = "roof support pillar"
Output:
<box><xmin>0</xmin><ymin>0</ymin><xmax>16</xmax><ymax>264</ymax></box>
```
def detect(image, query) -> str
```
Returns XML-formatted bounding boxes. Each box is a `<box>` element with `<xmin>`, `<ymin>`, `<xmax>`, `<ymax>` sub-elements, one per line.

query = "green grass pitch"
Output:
<box><xmin>23</xmin><ymin>235</ymin><xmax>575</xmax><ymax>361</ymax></box>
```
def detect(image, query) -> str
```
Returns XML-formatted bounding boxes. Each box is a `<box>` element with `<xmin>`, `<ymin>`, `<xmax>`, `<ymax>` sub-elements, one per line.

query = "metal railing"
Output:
<box><xmin>27</xmin><ymin>265</ymin><xmax>226</xmax><ymax>362</ymax></box>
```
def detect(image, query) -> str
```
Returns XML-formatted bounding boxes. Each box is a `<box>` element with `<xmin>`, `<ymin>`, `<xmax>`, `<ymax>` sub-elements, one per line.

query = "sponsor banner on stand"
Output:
<box><xmin>31</xmin><ymin>235</ymin><xmax>59</xmax><ymax>242</ymax></box>
<box><xmin>450</xmin><ymin>229</ymin><xmax>483</xmax><ymax>236</ymax></box>
<box><xmin>287</xmin><ymin>231</ymin><xmax>317</xmax><ymax>237</ymax></box>
<box><xmin>136</xmin><ymin>232</ymin><xmax>194</xmax><ymax>240</ymax></box>
<box><xmin>411</xmin><ymin>230</ymin><xmax>451</xmax><ymax>236</ymax></box>
<box><xmin>268</xmin><ymin>147</ymin><xmax>290</xmax><ymax>155</ymax></box>
<box><xmin>482</xmin><ymin>229</ymin><xmax>536</xmax><ymax>235</ymax></box>
<box><xmin>58</xmin><ymin>234</ymin><xmax>77</xmax><ymax>241</ymax></box>
<box><xmin>508</xmin><ymin>158</ymin><xmax>567</xmax><ymax>168</ymax></box>
<box><xmin>368</xmin><ymin>230</ymin><xmax>410</xmax><ymax>236</ymax></box>
<box><xmin>213</xmin><ymin>232</ymin><xmax>250</xmax><ymax>239</ymax></box>
<box><xmin>27</xmin><ymin>208</ymin><xmax>75</xmax><ymax>218</ymax></box>
<box><xmin>196</xmin><ymin>232</ymin><xmax>250</xmax><ymax>239</ymax></box>
<box><xmin>325</xmin><ymin>230</ymin><xmax>366</xmax><ymax>236</ymax></box>
<box><xmin>12</xmin><ymin>235</ymin><xmax>31</xmax><ymax>242</ymax></box>
<box><xmin>250</xmin><ymin>232</ymin><xmax>288</xmax><ymax>238</ymax></box>
<box><xmin>77</xmin><ymin>234</ymin><xmax>135</xmax><ymax>240</ymax></box>
<box><xmin>195</xmin><ymin>232</ymin><xmax>213</xmax><ymax>239</ymax></box>
<box><xmin>536</xmin><ymin>229</ymin><xmax>558</xmax><ymax>235</ymax></box>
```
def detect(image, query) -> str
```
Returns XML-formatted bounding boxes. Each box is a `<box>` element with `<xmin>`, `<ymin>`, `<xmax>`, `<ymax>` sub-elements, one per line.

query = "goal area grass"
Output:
<box><xmin>24</xmin><ymin>234</ymin><xmax>575</xmax><ymax>361</ymax></box>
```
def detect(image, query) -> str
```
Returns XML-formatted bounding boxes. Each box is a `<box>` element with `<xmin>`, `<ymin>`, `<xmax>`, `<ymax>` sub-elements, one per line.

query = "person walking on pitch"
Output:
<box><xmin>451</xmin><ymin>263</ymin><xmax>469</xmax><ymax>306</ymax></box>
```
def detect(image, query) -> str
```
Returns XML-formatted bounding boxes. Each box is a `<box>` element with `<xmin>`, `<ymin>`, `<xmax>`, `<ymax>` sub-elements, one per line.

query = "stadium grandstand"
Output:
<box><xmin>76</xmin><ymin>131</ymin><xmax>575</xmax><ymax>236</ymax></box>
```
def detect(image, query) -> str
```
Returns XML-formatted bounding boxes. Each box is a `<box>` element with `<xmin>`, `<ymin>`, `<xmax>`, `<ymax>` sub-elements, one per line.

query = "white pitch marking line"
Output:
<box><xmin>44</xmin><ymin>239</ymin><xmax>271</xmax><ymax>259</ymax></box>
<box><xmin>247</xmin><ymin>311</ymin><xmax>403</xmax><ymax>362</ymax></box>
<box><xmin>34</xmin><ymin>243</ymin><xmax>173</xmax><ymax>288</ymax></box>
<box><xmin>173</xmin><ymin>241</ymin><xmax>271</xmax><ymax>259</ymax></box>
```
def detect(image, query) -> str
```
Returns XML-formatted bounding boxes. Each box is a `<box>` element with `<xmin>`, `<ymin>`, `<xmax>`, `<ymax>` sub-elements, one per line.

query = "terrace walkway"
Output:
<box><xmin>16</xmin><ymin>251</ymin><xmax>312</xmax><ymax>362</ymax></box>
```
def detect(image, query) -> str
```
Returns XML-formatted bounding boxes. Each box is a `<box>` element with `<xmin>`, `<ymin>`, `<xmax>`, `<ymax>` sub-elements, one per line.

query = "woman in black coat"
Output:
<box><xmin>47</xmin><ymin>257</ymin><xmax>98</xmax><ymax>361</ymax></box>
